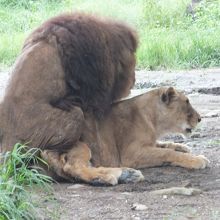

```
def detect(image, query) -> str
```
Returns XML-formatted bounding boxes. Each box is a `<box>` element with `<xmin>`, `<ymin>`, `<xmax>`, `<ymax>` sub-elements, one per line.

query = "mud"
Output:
<box><xmin>0</xmin><ymin>68</ymin><xmax>219</xmax><ymax>220</ymax></box>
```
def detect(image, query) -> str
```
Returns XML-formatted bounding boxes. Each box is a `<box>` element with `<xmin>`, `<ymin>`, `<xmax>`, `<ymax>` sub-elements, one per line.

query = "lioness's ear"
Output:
<box><xmin>161</xmin><ymin>87</ymin><xmax>177</xmax><ymax>104</ymax></box>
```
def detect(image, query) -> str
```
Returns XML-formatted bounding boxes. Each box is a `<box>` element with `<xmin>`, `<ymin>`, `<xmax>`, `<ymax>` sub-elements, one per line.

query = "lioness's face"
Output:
<box><xmin>161</xmin><ymin>87</ymin><xmax>201</xmax><ymax>135</ymax></box>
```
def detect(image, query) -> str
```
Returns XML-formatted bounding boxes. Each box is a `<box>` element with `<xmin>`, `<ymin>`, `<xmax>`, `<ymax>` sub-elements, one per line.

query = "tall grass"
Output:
<box><xmin>0</xmin><ymin>0</ymin><xmax>219</xmax><ymax>69</ymax></box>
<box><xmin>138</xmin><ymin>27</ymin><xmax>220</xmax><ymax>69</ymax></box>
<box><xmin>0</xmin><ymin>143</ymin><xmax>53</xmax><ymax>220</ymax></box>
<box><xmin>139</xmin><ymin>0</ymin><xmax>220</xmax><ymax>69</ymax></box>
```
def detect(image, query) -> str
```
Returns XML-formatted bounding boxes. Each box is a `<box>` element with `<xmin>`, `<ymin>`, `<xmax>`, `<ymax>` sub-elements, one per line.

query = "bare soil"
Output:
<box><xmin>0</xmin><ymin>68</ymin><xmax>220</xmax><ymax>220</ymax></box>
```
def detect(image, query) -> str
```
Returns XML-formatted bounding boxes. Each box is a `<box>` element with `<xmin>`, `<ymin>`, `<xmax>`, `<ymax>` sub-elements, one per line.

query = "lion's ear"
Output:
<box><xmin>161</xmin><ymin>87</ymin><xmax>177</xmax><ymax>104</ymax></box>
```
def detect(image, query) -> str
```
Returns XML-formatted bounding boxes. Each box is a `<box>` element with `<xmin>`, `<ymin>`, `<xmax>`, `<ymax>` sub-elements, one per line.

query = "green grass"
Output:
<box><xmin>0</xmin><ymin>143</ymin><xmax>53</xmax><ymax>220</ymax></box>
<box><xmin>0</xmin><ymin>0</ymin><xmax>220</xmax><ymax>69</ymax></box>
<box><xmin>138</xmin><ymin>27</ymin><xmax>220</xmax><ymax>69</ymax></box>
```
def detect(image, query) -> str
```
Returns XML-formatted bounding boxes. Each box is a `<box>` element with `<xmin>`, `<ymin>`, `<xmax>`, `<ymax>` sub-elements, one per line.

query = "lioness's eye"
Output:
<box><xmin>186</xmin><ymin>99</ymin><xmax>189</xmax><ymax>104</ymax></box>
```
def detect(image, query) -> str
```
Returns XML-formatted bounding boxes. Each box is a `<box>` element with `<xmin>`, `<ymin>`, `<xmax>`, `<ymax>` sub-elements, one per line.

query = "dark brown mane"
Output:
<box><xmin>24</xmin><ymin>13</ymin><xmax>138</xmax><ymax>116</ymax></box>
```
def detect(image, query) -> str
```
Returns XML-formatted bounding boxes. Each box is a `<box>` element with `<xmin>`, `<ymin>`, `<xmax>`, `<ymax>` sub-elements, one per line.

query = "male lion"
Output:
<box><xmin>42</xmin><ymin>87</ymin><xmax>209</xmax><ymax>185</ymax></box>
<box><xmin>0</xmin><ymin>14</ymin><xmax>137</xmax><ymax>163</ymax></box>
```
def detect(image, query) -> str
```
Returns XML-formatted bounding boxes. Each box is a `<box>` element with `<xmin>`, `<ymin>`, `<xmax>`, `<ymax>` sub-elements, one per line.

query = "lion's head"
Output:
<box><xmin>158</xmin><ymin>87</ymin><xmax>201</xmax><ymax>135</ymax></box>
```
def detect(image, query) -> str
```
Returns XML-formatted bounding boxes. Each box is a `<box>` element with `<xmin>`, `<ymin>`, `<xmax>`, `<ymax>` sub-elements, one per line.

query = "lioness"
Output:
<box><xmin>42</xmin><ymin>87</ymin><xmax>209</xmax><ymax>185</ymax></box>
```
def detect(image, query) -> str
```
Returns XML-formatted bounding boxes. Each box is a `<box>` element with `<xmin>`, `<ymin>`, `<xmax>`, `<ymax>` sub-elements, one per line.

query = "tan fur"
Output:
<box><xmin>42</xmin><ymin>87</ymin><xmax>209</xmax><ymax>185</ymax></box>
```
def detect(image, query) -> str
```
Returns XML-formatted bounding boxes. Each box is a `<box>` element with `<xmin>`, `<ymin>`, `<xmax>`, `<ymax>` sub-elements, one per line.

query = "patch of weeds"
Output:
<box><xmin>209</xmin><ymin>139</ymin><xmax>220</xmax><ymax>146</ymax></box>
<box><xmin>0</xmin><ymin>143</ymin><xmax>54</xmax><ymax>220</ymax></box>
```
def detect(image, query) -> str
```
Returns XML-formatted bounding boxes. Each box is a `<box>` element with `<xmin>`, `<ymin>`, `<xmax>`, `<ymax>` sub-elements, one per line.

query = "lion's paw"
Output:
<box><xmin>90</xmin><ymin>175</ymin><xmax>118</xmax><ymax>186</ymax></box>
<box><xmin>118</xmin><ymin>168</ymin><xmax>144</xmax><ymax>184</ymax></box>
<box><xmin>40</xmin><ymin>150</ymin><xmax>50</xmax><ymax>161</ymax></box>
<box><xmin>193</xmin><ymin>155</ymin><xmax>210</xmax><ymax>169</ymax></box>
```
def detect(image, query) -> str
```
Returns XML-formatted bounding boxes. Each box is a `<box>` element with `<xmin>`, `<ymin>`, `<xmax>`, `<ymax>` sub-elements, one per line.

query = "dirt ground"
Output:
<box><xmin>0</xmin><ymin>68</ymin><xmax>220</xmax><ymax>220</ymax></box>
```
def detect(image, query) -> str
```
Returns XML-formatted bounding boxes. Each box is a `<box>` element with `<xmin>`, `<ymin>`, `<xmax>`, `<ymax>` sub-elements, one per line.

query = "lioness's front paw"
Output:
<box><xmin>193</xmin><ymin>155</ymin><xmax>209</xmax><ymax>169</ymax></box>
<box><xmin>174</xmin><ymin>143</ymin><xmax>191</xmax><ymax>153</ymax></box>
<box><xmin>118</xmin><ymin>168</ymin><xmax>144</xmax><ymax>184</ymax></box>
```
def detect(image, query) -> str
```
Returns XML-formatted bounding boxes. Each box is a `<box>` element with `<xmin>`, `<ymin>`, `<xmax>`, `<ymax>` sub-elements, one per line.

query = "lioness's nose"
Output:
<box><xmin>198</xmin><ymin>117</ymin><xmax>201</xmax><ymax>122</ymax></box>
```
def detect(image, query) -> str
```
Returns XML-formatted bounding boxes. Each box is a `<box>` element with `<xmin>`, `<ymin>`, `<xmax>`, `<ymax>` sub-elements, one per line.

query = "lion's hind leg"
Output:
<box><xmin>62</xmin><ymin>142</ymin><xmax>144</xmax><ymax>186</ymax></box>
<box><xmin>41</xmin><ymin>149</ymin><xmax>71</xmax><ymax>181</ymax></box>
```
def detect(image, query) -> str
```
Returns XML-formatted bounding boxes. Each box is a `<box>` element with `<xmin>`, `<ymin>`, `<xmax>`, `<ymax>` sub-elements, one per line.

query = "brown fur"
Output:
<box><xmin>0</xmin><ymin>13</ymin><xmax>137</xmax><ymax>153</ymax></box>
<box><xmin>43</xmin><ymin>87</ymin><xmax>209</xmax><ymax>185</ymax></box>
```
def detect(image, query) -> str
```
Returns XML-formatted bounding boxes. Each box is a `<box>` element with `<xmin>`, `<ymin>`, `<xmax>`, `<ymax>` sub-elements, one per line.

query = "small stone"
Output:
<box><xmin>121</xmin><ymin>192</ymin><xmax>132</xmax><ymax>196</ymax></box>
<box><xmin>181</xmin><ymin>181</ymin><xmax>192</xmax><ymax>187</ymax></box>
<box><xmin>132</xmin><ymin>215</ymin><xmax>141</xmax><ymax>220</ymax></box>
<box><xmin>67</xmin><ymin>184</ymin><xmax>85</xmax><ymax>189</ymax></box>
<box><xmin>131</xmin><ymin>203</ymin><xmax>148</xmax><ymax>211</ymax></box>
<box><xmin>163</xmin><ymin>195</ymin><xmax>168</xmax><ymax>199</ymax></box>
<box><xmin>70</xmin><ymin>194</ymin><xmax>80</xmax><ymax>197</ymax></box>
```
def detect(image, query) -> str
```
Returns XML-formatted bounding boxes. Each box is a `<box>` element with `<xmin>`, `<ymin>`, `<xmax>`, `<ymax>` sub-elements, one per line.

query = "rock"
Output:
<box><xmin>150</xmin><ymin>187</ymin><xmax>202</xmax><ymax>196</ymax></box>
<box><xmin>191</xmin><ymin>133</ymin><xmax>201</xmax><ymax>138</ymax></box>
<box><xmin>131</xmin><ymin>203</ymin><xmax>148</xmax><ymax>211</ymax></box>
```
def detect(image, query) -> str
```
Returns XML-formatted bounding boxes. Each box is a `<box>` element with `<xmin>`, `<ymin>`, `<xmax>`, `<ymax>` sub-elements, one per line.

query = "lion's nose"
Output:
<box><xmin>198</xmin><ymin>117</ymin><xmax>201</xmax><ymax>122</ymax></box>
